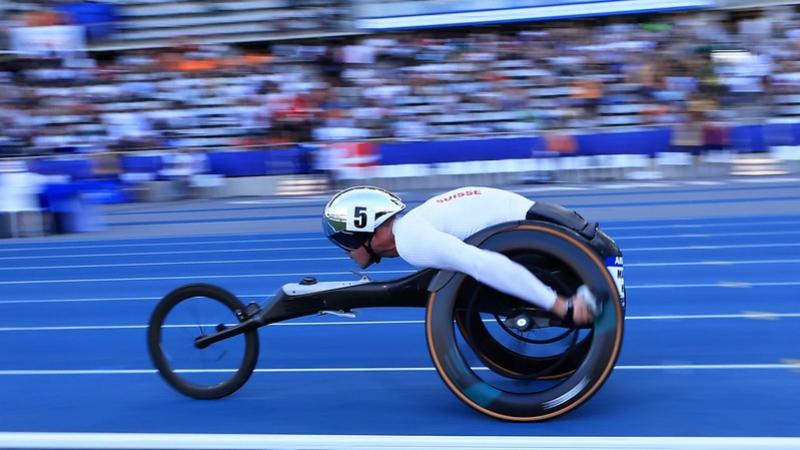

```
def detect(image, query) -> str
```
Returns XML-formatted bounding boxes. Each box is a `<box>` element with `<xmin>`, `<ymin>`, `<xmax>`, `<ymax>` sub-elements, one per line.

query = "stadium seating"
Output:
<box><xmin>4</xmin><ymin>5</ymin><xmax>800</xmax><ymax>162</ymax></box>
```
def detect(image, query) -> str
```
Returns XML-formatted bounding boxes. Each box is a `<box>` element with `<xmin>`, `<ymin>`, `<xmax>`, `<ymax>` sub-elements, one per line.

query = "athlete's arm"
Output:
<box><xmin>396</xmin><ymin>220</ymin><xmax>557</xmax><ymax>310</ymax></box>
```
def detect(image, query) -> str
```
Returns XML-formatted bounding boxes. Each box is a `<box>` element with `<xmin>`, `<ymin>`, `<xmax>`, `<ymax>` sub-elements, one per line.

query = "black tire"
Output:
<box><xmin>147</xmin><ymin>283</ymin><xmax>260</xmax><ymax>399</ymax></box>
<box><xmin>426</xmin><ymin>223</ymin><xmax>624</xmax><ymax>421</ymax></box>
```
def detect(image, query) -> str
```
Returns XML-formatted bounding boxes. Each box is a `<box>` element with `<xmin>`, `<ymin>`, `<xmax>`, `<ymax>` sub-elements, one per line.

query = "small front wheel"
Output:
<box><xmin>147</xmin><ymin>284</ymin><xmax>260</xmax><ymax>399</ymax></box>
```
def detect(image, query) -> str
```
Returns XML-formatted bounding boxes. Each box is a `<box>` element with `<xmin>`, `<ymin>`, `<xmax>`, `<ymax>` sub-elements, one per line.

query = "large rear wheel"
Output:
<box><xmin>426</xmin><ymin>224</ymin><xmax>624</xmax><ymax>421</ymax></box>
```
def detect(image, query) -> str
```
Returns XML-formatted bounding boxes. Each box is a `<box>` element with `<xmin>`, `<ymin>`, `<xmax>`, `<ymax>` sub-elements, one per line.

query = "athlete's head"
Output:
<box><xmin>322</xmin><ymin>186</ymin><xmax>405</xmax><ymax>268</ymax></box>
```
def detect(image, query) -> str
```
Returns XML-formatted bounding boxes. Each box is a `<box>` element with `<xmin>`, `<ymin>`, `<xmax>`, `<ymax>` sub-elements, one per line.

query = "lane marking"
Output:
<box><xmin>0</xmin><ymin>241</ymin><xmax>797</xmax><ymax>262</ymax></box>
<box><xmin>3</xmin><ymin>228</ymin><xmax>800</xmax><ymax>255</ymax></box>
<box><xmin>516</xmin><ymin>186</ymin><xmax>588</xmax><ymax>193</ymax></box>
<box><xmin>605</xmin><ymin>219</ymin><xmax>800</xmax><ymax>231</ymax></box>
<box><xmin>742</xmin><ymin>311</ymin><xmax>779</xmax><ymax>320</ymax></box>
<box><xmin>616</xmin><ymin>230</ymin><xmax>800</xmax><ymax>240</ymax></box>
<box><xmin>719</xmin><ymin>282</ymin><xmax>753</xmax><ymax>288</ymax></box>
<box><xmin>782</xmin><ymin>359</ymin><xmax>800</xmax><ymax>373</ymax></box>
<box><xmin>0</xmin><ymin>364</ymin><xmax>797</xmax><ymax>376</ymax></box>
<box><xmin>595</xmin><ymin>183</ymin><xmax>673</xmax><ymax>189</ymax></box>
<box><xmin>683</xmin><ymin>181</ymin><xmax>724</xmax><ymax>186</ymax></box>
<box><xmin>3</xmin><ymin>257</ymin><xmax>800</xmax><ymax>272</ymax></box>
<box><xmin>0</xmin><ymin>257</ymin><xmax>348</xmax><ymax>271</ymax></box>
<box><xmin>627</xmin><ymin>258</ymin><xmax>800</xmax><ymax>267</ymax></box>
<box><xmin>0</xmin><ymin>297</ymin><xmax>161</xmax><ymax>305</ymax></box>
<box><xmin>0</xmin><ymin>294</ymin><xmax>274</xmax><ymax>305</ymax></box>
<box><xmin>568</xmin><ymin>195</ymin><xmax>800</xmax><ymax>209</ymax></box>
<box><xmin>2</xmin><ymin>273</ymin><xmax>800</xmax><ymax>287</ymax></box>
<box><xmin>626</xmin><ymin>242</ymin><xmax>800</xmax><ymax>252</ymax></box>
<box><xmin>2</xmin><ymin>313</ymin><xmax>800</xmax><ymax>332</ymax></box>
<box><xmin>733</xmin><ymin>176</ymin><xmax>800</xmax><ymax>183</ymax></box>
<box><xmin>626</xmin><ymin>312</ymin><xmax>800</xmax><ymax>320</ymax></box>
<box><xmin>0</xmin><ymin>246</ymin><xmax>334</xmax><ymax>261</ymax></box>
<box><xmin>229</xmin><ymin>197</ymin><xmax>329</xmax><ymax>205</ymax></box>
<box><xmin>0</xmin><ymin>270</ymin><xmax>416</xmax><ymax>285</ymax></box>
<box><xmin>633</xmin><ymin>281</ymin><xmax>800</xmax><ymax>289</ymax></box>
<box><xmin>0</xmin><ymin>434</ymin><xmax>799</xmax><ymax>450</ymax></box>
<box><xmin>0</xmin><ymin>238</ymin><xmax>327</xmax><ymax>253</ymax></box>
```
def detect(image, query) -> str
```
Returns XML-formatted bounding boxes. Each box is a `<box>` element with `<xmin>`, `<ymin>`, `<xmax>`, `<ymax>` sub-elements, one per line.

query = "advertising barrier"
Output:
<box><xmin>19</xmin><ymin>121</ymin><xmax>800</xmax><ymax>203</ymax></box>
<box><xmin>9</xmin><ymin>25</ymin><xmax>86</xmax><ymax>58</ymax></box>
<box><xmin>354</xmin><ymin>0</ymin><xmax>714</xmax><ymax>30</ymax></box>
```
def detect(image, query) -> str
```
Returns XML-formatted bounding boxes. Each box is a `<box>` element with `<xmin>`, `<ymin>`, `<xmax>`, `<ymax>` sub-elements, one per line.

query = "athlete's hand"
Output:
<box><xmin>570</xmin><ymin>298</ymin><xmax>594</xmax><ymax>325</ymax></box>
<box><xmin>551</xmin><ymin>295</ymin><xmax>594</xmax><ymax>326</ymax></box>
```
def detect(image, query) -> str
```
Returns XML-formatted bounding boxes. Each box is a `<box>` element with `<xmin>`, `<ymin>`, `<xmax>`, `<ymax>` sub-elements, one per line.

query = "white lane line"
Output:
<box><xmin>0</xmin><ymin>257</ymin><xmax>348</xmax><ymax>271</ymax></box>
<box><xmin>0</xmin><ymin>297</ymin><xmax>160</xmax><ymax>305</ymax></box>
<box><xmin>3</xmin><ymin>228</ymin><xmax>799</xmax><ymax>255</ymax></box>
<box><xmin>0</xmin><ymin>364</ymin><xmax>797</xmax><ymax>376</ymax></box>
<box><xmin>626</xmin><ymin>313</ymin><xmax>800</xmax><ymax>320</ymax></box>
<box><xmin>0</xmin><ymin>246</ymin><xmax>333</xmax><ymax>261</ymax></box>
<box><xmin>1</xmin><ymin>434</ymin><xmax>798</xmax><ymax>450</ymax></box>
<box><xmin>626</xmin><ymin>242</ymin><xmax>800</xmax><ymax>251</ymax></box>
<box><xmin>516</xmin><ymin>186</ymin><xmax>588</xmax><ymax>193</ymax></box>
<box><xmin>2</xmin><ymin>313</ymin><xmax>799</xmax><ymax>332</ymax></box>
<box><xmin>616</xmin><ymin>230</ymin><xmax>800</xmax><ymax>240</ymax></box>
<box><xmin>595</xmin><ymin>182</ymin><xmax>673</xmax><ymax>189</ymax></box>
<box><xmin>228</xmin><ymin>195</ymin><xmax>334</xmax><ymax>205</ymax></box>
<box><xmin>733</xmin><ymin>176</ymin><xmax>800</xmax><ymax>183</ymax></box>
<box><xmin>3</xmin><ymin>257</ymin><xmax>799</xmax><ymax>272</ymax></box>
<box><xmin>0</xmin><ymin>294</ymin><xmax>275</xmax><ymax>305</ymax></box>
<box><xmin>630</xmin><ymin>281</ymin><xmax>800</xmax><ymax>289</ymax></box>
<box><xmin>604</xmin><ymin>219</ymin><xmax>800</xmax><ymax>231</ymax></box>
<box><xmin>0</xmin><ymin>237</ymin><xmax>327</xmax><ymax>253</ymax></box>
<box><xmin>228</xmin><ymin>197</ymin><xmax>328</xmax><ymax>205</ymax></box>
<box><xmin>2</xmin><ymin>272</ymin><xmax>800</xmax><ymax>287</ymax></box>
<box><xmin>628</xmin><ymin>258</ymin><xmax>800</xmax><ymax>267</ymax></box>
<box><xmin>683</xmin><ymin>180</ymin><xmax>725</xmax><ymax>186</ymax></box>
<box><xmin>0</xmin><ymin>241</ymin><xmax>796</xmax><ymax>262</ymax></box>
<box><xmin>0</xmin><ymin>270</ymin><xmax>415</xmax><ymax>285</ymax></box>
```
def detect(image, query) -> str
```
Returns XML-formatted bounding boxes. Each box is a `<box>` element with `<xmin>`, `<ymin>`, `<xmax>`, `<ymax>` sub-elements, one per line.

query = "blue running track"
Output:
<box><xmin>0</xmin><ymin>181</ymin><xmax>799</xmax><ymax>449</ymax></box>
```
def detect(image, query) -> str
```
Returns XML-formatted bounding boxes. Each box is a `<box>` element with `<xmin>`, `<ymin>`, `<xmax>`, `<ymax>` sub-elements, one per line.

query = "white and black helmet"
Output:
<box><xmin>323</xmin><ymin>186</ymin><xmax>405</xmax><ymax>252</ymax></box>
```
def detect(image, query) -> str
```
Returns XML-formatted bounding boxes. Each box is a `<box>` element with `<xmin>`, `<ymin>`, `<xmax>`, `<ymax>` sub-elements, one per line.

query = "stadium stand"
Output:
<box><xmin>1</xmin><ymin>4</ymin><xmax>800</xmax><ymax>158</ymax></box>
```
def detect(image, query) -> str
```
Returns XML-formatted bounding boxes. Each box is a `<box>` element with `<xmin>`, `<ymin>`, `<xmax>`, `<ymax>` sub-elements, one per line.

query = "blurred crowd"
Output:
<box><xmin>2</xmin><ymin>7</ymin><xmax>800</xmax><ymax>157</ymax></box>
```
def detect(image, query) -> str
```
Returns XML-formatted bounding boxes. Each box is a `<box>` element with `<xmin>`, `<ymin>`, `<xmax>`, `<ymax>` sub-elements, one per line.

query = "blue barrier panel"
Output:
<box><xmin>576</xmin><ymin>128</ymin><xmax>670</xmax><ymax>156</ymax></box>
<box><xmin>730</xmin><ymin>124</ymin><xmax>767</xmax><ymax>152</ymax></box>
<box><xmin>208</xmin><ymin>150</ymin><xmax>269</xmax><ymax>177</ymax></box>
<box><xmin>378</xmin><ymin>137</ymin><xmax>541</xmax><ymax>165</ymax></box>
<box><xmin>121</xmin><ymin>155</ymin><xmax>163</xmax><ymax>174</ymax></box>
<box><xmin>42</xmin><ymin>183</ymin><xmax>81</xmax><ymax>213</ymax></box>
<box><xmin>30</xmin><ymin>159</ymin><xmax>94</xmax><ymax>180</ymax></box>
<box><xmin>762</xmin><ymin>123</ymin><xmax>797</xmax><ymax>147</ymax></box>
<box><xmin>265</xmin><ymin>148</ymin><xmax>300</xmax><ymax>175</ymax></box>
<box><xmin>793</xmin><ymin>123</ymin><xmax>800</xmax><ymax>145</ymax></box>
<box><xmin>56</xmin><ymin>2</ymin><xmax>119</xmax><ymax>39</ymax></box>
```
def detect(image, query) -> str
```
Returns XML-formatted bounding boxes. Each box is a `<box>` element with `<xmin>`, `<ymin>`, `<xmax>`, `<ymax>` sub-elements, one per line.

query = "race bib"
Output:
<box><xmin>605</xmin><ymin>255</ymin><xmax>625</xmax><ymax>307</ymax></box>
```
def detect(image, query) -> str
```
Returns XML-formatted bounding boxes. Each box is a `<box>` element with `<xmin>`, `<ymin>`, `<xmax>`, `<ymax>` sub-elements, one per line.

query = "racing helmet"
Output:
<box><xmin>323</xmin><ymin>186</ymin><xmax>405</xmax><ymax>251</ymax></box>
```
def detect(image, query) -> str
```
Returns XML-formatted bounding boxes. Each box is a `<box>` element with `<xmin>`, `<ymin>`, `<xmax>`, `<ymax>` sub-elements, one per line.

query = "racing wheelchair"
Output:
<box><xmin>147</xmin><ymin>202</ymin><xmax>626</xmax><ymax>421</ymax></box>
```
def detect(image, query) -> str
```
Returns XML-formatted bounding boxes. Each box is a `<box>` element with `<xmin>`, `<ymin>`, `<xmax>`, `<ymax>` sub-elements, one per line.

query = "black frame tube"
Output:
<box><xmin>194</xmin><ymin>269</ymin><xmax>436</xmax><ymax>349</ymax></box>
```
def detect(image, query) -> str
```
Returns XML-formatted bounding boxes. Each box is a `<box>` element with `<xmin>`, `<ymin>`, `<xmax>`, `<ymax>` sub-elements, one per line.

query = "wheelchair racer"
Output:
<box><xmin>322</xmin><ymin>185</ymin><xmax>598</xmax><ymax>325</ymax></box>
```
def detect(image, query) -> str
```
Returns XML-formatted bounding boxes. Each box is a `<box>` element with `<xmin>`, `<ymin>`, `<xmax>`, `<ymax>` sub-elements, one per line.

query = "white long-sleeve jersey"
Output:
<box><xmin>392</xmin><ymin>187</ymin><xmax>557</xmax><ymax>310</ymax></box>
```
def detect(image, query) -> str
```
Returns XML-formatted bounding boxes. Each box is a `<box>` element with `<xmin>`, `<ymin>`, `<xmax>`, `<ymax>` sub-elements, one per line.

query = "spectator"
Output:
<box><xmin>1</xmin><ymin>7</ymin><xmax>800</xmax><ymax>156</ymax></box>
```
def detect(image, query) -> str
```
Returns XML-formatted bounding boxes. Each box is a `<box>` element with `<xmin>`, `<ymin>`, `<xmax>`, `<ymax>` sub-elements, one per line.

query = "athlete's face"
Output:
<box><xmin>345</xmin><ymin>221</ymin><xmax>398</xmax><ymax>269</ymax></box>
<box><xmin>348</xmin><ymin>245</ymin><xmax>373</xmax><ymax>269</ymax></box>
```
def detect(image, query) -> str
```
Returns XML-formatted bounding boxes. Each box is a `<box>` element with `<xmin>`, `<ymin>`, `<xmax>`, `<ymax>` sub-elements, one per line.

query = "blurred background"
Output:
<box><xmin>1</xmin><ymin>0</ymin><xmax>800</xmax><ymax>237</ymax></box>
